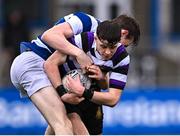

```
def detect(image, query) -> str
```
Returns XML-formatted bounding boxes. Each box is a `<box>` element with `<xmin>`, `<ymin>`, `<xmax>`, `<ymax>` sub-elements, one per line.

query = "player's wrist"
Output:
<box><xmin>82</xmin><ymin>88</ymin><xmax>94</xmax><ymax>100</ymax></box>
<box><xmin>75</xmin><ymin>86</ymin><xmax>85</xmax><ymax>97</ymax></box>
<box><xmin>56</xmin><ymin>85</ymin><xmax>67</xmax><ymax>97</ymax></box>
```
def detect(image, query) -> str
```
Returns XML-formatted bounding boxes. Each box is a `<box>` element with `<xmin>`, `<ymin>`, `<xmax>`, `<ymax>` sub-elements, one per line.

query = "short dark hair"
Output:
<box><xmin>96</xmin><ymin>20</ymin><xmax>121</xmax><ymax>47</ymax></box>
<box><xmin>112</xmin><ymin>14</ymin><xmax>140</xmax><ymax>46</ymax></box>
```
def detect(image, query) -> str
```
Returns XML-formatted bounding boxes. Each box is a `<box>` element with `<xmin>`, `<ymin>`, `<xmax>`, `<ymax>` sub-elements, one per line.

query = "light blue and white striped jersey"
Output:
<box><xmin>59</xmin><ymin>32</ymin><xmax>130</xmax><ymax>90</ymax></box>
<box><xmin>21</xmin><ymin>12</ymin><xmax>101</xmax><ymax>60</ymax></box>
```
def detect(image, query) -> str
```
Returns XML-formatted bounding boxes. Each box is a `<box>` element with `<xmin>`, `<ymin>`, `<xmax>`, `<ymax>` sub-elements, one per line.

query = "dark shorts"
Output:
<box><xmin>64</xmin><ymin>100</ymin><xmax>103</xmax><ymax>135</ymax></box>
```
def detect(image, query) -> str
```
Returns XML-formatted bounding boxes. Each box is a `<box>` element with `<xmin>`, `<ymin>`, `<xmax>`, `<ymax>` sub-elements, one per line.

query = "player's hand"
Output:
<box><xmin>61</xmin><ymin>93</ymin><xmax>84</xmax><ymax>105</ymax></box>
<box><xmin>87</xmin><ymin>65</ymin><xmax>108</xmax><ymax>89</ymax></box>
<box><xmin>65</xmin><ymin>75</ymin><xmax>85</xmax><ymax>97</ymax></box>
<box><xmin>76</xmin><ymin>50</ymin><xmax>93</xmax><ymax>73</ymax></box>
<box><xmin>86</xmin><ymin>65</ymin><xmax>106</xmax><ymax>80</ymax></box>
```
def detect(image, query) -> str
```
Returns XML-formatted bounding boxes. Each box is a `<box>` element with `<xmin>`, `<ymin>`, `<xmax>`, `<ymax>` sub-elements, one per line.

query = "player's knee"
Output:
<box><xmin>68</xmin><ymin>113</ymin><xmax>81</xmax><ymax>120</ymax></box>
<box><xmin>53</xmin><ymin>118</ymin><xmax>73</xmax><ymax>133</ymax></box>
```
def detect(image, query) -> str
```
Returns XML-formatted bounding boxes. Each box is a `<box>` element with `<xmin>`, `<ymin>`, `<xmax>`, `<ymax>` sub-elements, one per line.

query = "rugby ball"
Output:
<box><xmin>62</xmin><ymin>69</ymin><xmax>91</xmax><ymax>91</ymax></box>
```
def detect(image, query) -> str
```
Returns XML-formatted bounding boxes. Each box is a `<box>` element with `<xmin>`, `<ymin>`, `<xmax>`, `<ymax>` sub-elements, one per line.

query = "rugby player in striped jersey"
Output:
<box><xmin>44</xmin><ymin>20</ymin><xmax>140</xmax><ymax>134</ymax></box>
<box><xmin>10</xmin><ymin>12</ymin><xmax>140</xmax><ymax>135</ymax></box>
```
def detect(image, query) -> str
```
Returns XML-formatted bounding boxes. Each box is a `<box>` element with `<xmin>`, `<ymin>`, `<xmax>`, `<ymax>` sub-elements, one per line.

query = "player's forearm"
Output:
<box><xmin>90</xmin><ymin>91</ymin><xmax>121</xmax><ymax>107</ymax></box>
<box><xmin>78</xmin><ymin>87</ymin><xmax>121</xmax><ymax>107</ymax></box>
<box><xmin>43</xmin><ymin>33</ymin><xmax>82</xmax><ymax>57</ymax></box>
<box><xmin>44</xmin><ymin>61</ymin><xmax>62</xmax><ymax>88</ymax></box>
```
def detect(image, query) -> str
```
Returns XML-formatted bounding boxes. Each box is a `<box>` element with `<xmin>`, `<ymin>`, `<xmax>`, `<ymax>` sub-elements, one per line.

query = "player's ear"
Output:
<box><xmin>121</xmin><ymin>29</ymin><xmax>129</xmax><ymax>38</ymax></box>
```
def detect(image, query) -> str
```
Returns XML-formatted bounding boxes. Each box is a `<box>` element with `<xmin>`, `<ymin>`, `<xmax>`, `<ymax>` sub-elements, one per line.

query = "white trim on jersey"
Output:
<box><xmin>114</xmin><ymin>55</ymin><xmax>130</xmax><ymax>68</ymax></box>
<box><xmin>89</xmin><ymin>15</ymin><xmax>99</xmax><ymax>32</ymax></box>
<box><xmin>103</xmin><ymin>60</ymin><xmax>113</xmax><ymax>68</ymax></box>
<box><xmin>31</xmin><ymin>38</ymin><xmax>52</xmax><ymax>53</ymax></box>
<box><xmin>91</xmin><ymin>37</ymin><xmax>96</xmax><ymax>48</ymax></box>
<box><xmin>110</xmin><ymin>72</ymin><xmax>127</xmax><ymax>83</ymax></box>
<box><xmin>74</xmin><ymin>34</ymin><xmax>83</xmax><ymax>49</ymax></box>
<box><xmin>94</xmin><ymin>49</ymin><xmax>103</xmax><ymax>60</ymax></box>
<box><xmin>66</xmin><ymin>16</ymin><xmax>83</xmax><ymax>35</ymax></box>
<box><xmin>90</xmin><ymin>53</ymin><xmax>113</xmax><ymax>67</ymax></box>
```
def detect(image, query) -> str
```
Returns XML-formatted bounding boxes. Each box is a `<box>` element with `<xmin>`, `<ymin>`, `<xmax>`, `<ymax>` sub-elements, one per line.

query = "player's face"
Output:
<box><xmin>95</xmin><ymin>36</ymin><xmax>118</xmax><ymax>60</ymax></box>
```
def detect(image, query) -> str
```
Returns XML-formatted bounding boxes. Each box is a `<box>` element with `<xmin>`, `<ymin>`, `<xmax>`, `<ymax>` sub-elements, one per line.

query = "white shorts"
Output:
<box><xmin>10</xmin><ymin>51</ymin><xmax>52</xmax><ymax>98</ymax></box>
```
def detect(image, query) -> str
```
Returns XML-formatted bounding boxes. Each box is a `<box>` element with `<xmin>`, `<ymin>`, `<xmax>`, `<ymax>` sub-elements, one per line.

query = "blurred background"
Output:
<box><xmin>0</xmin><ymin>0</ymin><xmax>180</xmax><ymax>135</ymax></box>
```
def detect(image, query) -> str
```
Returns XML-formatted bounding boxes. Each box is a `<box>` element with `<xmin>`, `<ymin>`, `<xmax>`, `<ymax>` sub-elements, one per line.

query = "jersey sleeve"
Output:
<box><xmin>67</xmin><ymin>12</ymin><xmax>100</xmax><ymax>35</ymax></box>
<box><xmin>55</xmin><ymin>12</ymin><xmax>100</xmax><ymax>35</ymax></box>
<box><xmin>109</xmin><ymin>47</ymin><xmax>130</xmax><ymax>90</ymax></box>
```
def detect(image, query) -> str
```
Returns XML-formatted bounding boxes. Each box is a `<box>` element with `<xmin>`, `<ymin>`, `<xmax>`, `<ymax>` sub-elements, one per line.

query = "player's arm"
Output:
<box><xmin>44</xmin><ymin>51</ymin><xmax>84</xmax><ymax>104</ymax></box>
<box><xmin>65</xmin><ymin>75</ymin><xmax>122</xmax><ymax>107</ymax></box>
<box><xmin>44</xmin><ymin>50</ymin><xmax>67</xmax><ymax>88</ymax></box>
<box><xmin>42</xmin><ymin>22</ymin><xmax>92</xmax><ymax>70</ymax></box>
<box><xmin>90</xmin><ymin>88</ymin><xmax>122</xmax><ymax>107</ymax></box>
<box><xmin>42</xmin><ymin>12</ymin><xmax>96</xmax><ymax>69</ymax></box>
<box><xmin>42</xmin><ymin>23</ymin><xmax>83</xmax><ymax>58</ymax></box>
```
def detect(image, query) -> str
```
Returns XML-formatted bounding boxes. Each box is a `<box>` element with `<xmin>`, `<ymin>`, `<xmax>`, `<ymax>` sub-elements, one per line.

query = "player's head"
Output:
<box><xmin>112</xmin><ymin>14</ymin><xmax>140</xmax><ymax>47</ymax></box>
<box><xmin>95</xmin><ymin>20</ymin><xmax>121</xmax><ymax>60</ymax></box>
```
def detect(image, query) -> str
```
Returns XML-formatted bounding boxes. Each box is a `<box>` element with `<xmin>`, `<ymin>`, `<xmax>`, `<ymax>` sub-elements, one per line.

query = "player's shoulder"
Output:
<box><xmin>73</xmin><ymin>11</ymin><xmax>93</xmax><ymax>18</ymax></box>
<box><xmin>65</xmin><ymin>11</ymin><xmax>97</xmax><ymax>21</ymax></box>
<box><xmin>55</xmin><ymin>11</ymin><xmax>100</xmax><ymax>29</ymax></box>
<box><xmin>54</xmin><ymin>11</ymin><xmax>101</xmax><ymax>36</ymax></box>
<box><xmin>73</xmin><ymin>12</ymin><xmax>101</xmax><ymax>23</ymax></box>
<box><xmin>111</xmin><ymin>44</ymin><xmax>130</xmax><ymax>66</ymax></box>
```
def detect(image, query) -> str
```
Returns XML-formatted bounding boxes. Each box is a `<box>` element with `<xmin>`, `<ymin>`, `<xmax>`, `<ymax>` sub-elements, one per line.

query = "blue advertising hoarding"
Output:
<box><xmin>0</xmin><ymin>87</ymin><xmax>180</xmax><ymax>134</ymax></box>
<box><xmin>103</xmin><ymin>87</ymin><xmax>180</xmax><ymax>134</ymax></box>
